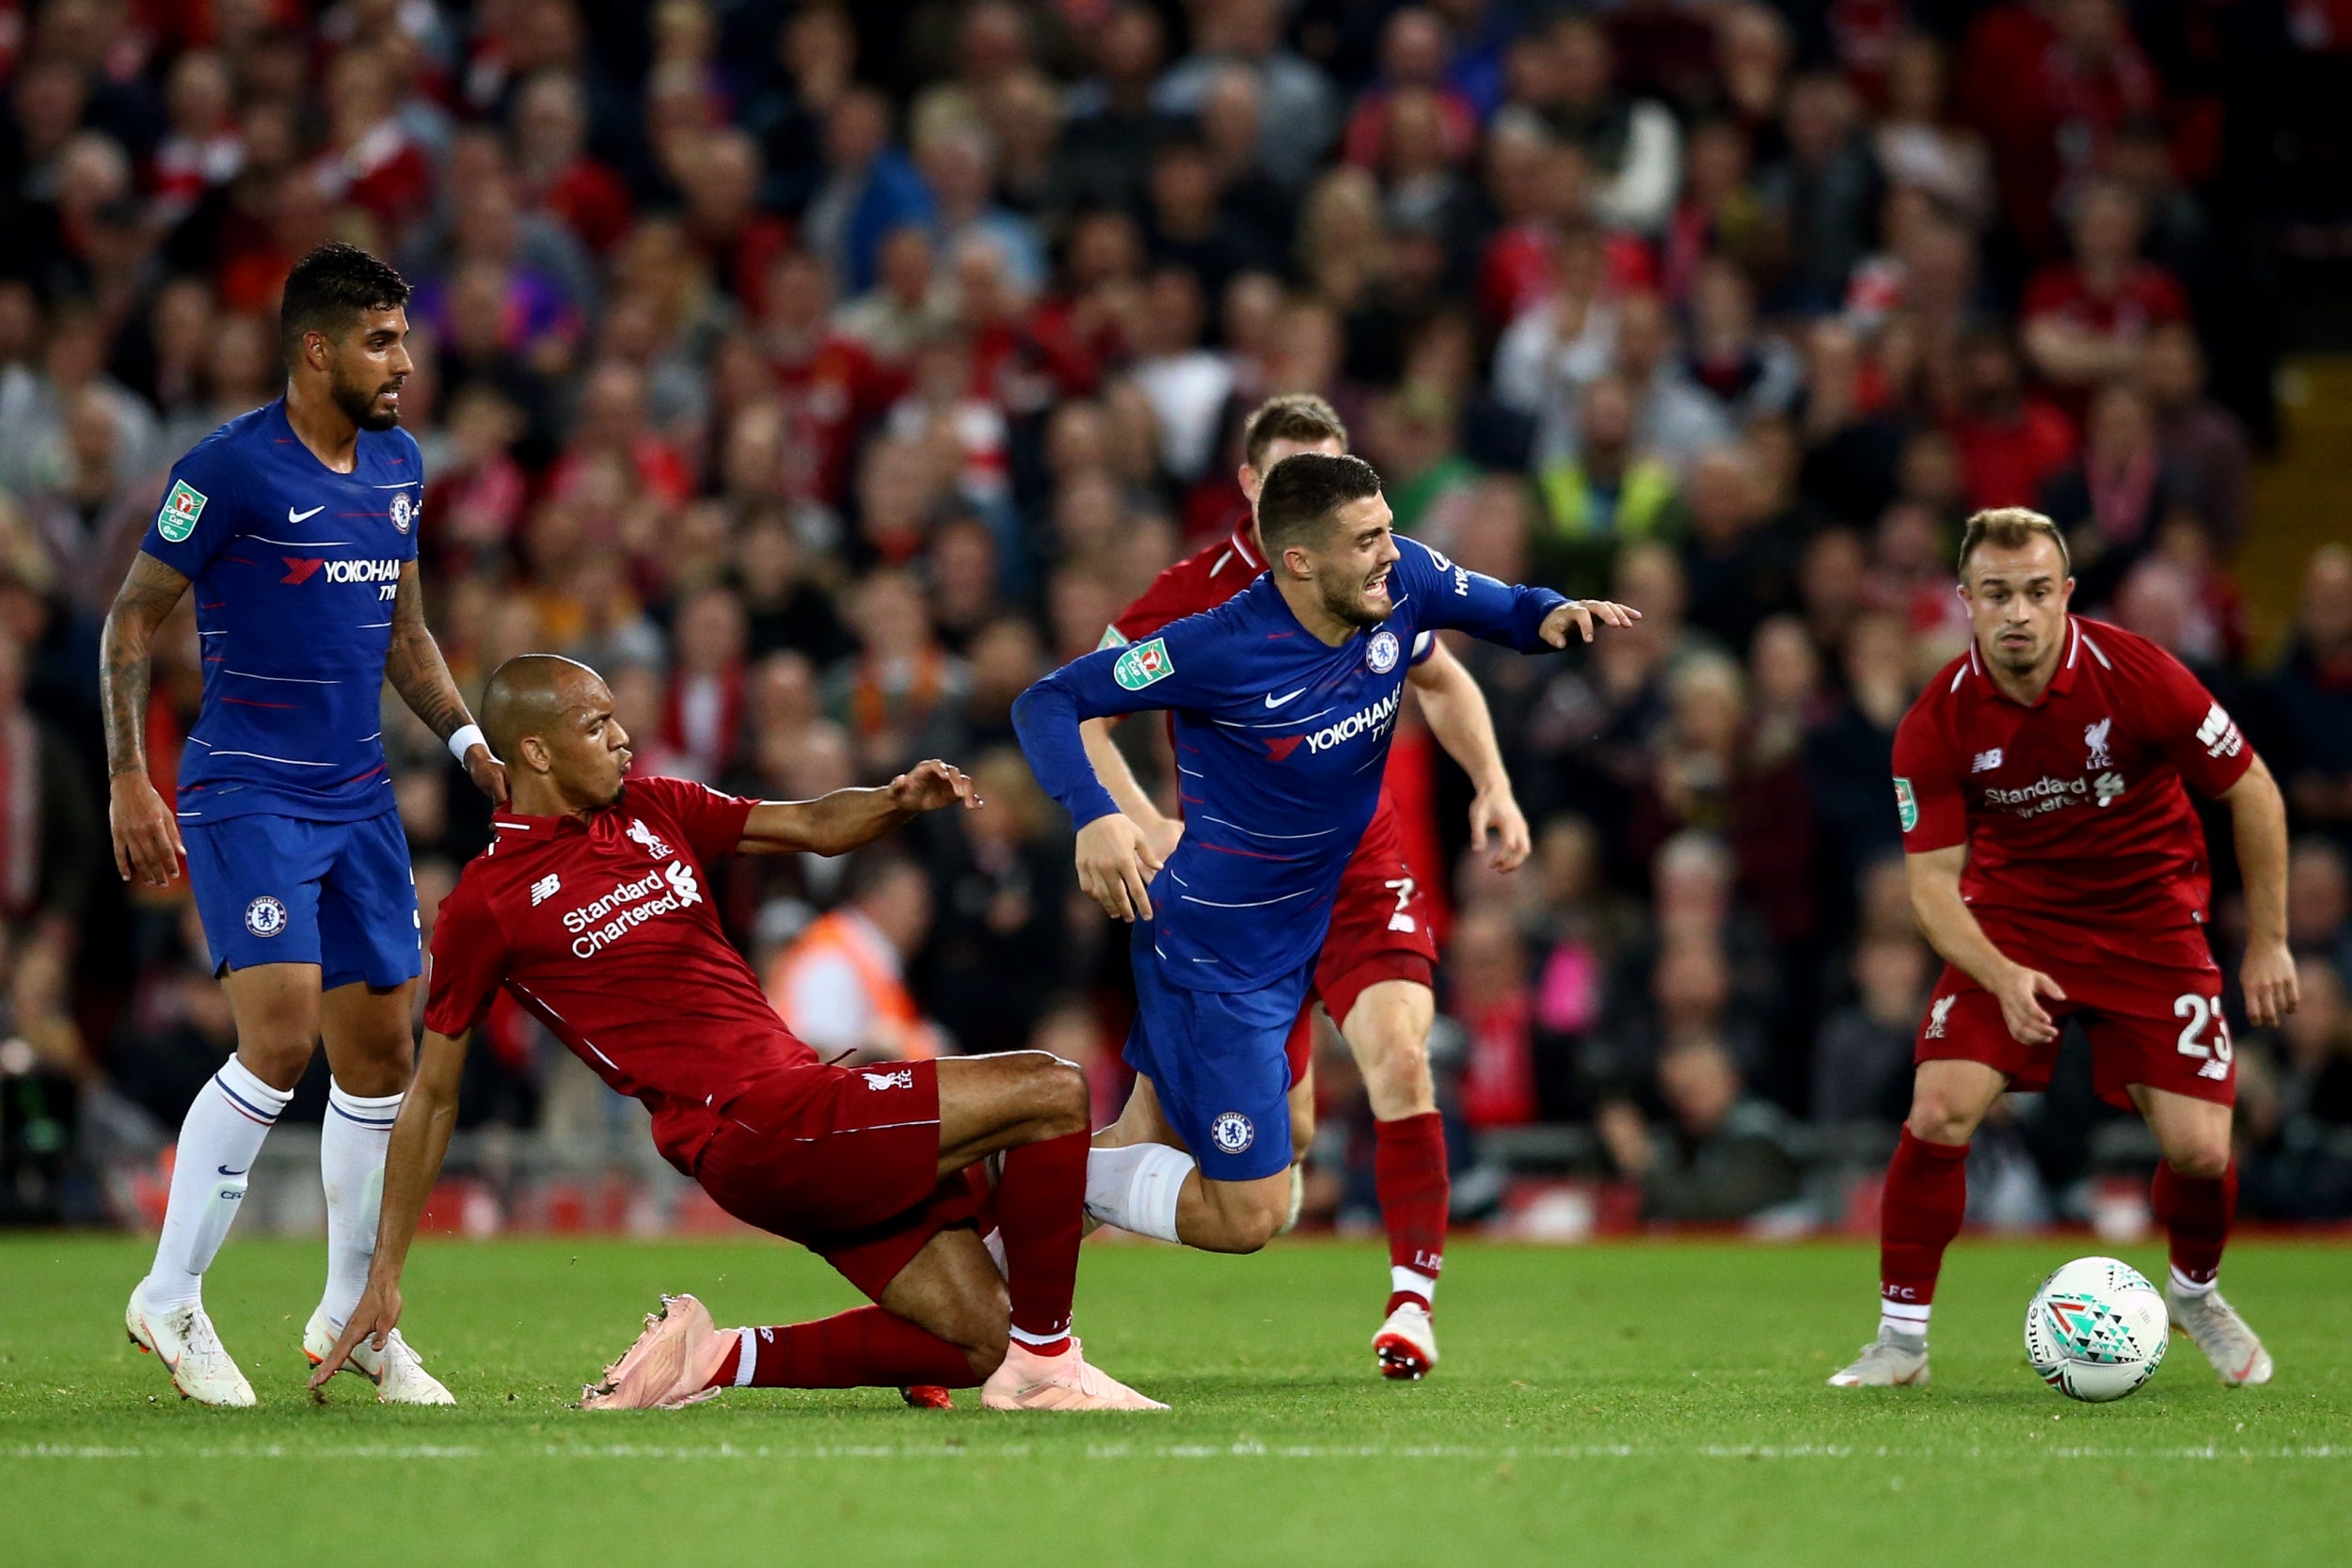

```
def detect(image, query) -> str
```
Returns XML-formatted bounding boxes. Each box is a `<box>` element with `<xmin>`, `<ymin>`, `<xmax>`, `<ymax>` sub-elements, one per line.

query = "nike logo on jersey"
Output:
<box><xmin>289</xmin><ymin>505</ymin><xmax>326</xmax><ymax>523</ymax></box>
<box><xmin>1263</xmin><ymin>688</ymin><xmax>1308</xmax><ymax>708</ymax></box>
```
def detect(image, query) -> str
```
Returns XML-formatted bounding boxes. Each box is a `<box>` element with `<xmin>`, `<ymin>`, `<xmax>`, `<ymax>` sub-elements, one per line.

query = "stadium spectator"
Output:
<box><xmin>1598</xmin><ymin>1036</ymin><xmax>1803</xmax><ymax>1223</ymax></box>
<box><xmin>763</xmin><ymin>847</ymin><xmax>945</xmax><ymax>1063</ymax></box>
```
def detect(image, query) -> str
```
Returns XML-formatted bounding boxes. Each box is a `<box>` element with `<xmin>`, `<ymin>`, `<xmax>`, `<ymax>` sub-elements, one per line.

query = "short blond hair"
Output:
<box><xmin>1958</xmin><ymin>506</ymin><xmax>2072</xmax><ymax>579</ymax></box>
<box><xmin>1241</xmin><ymin>393</ymin><xmax>1348</xmax><ymax>471</ymax></box>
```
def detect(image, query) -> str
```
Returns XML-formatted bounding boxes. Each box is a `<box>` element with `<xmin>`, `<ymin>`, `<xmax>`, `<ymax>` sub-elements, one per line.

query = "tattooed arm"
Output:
<box><xmin>385</xmin><ymin>561</ymin><xmax>507</xmax><ymax>803</ymax></box>
<box><xmin>102</xmin><ymin>552</ymin><xmax>194</xmax><ymax>885</ymax></box>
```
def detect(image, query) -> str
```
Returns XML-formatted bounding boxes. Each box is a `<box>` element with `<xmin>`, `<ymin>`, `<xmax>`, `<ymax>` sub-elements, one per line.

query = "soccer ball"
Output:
<box><xmin>2024</xmin><ymin>1256</ymin><xmax>2169</xmax><ymax>1402</ymax></box>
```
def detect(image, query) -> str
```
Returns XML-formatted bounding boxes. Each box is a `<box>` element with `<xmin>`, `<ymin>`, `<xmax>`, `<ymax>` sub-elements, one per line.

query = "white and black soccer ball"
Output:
<box><xmin>2025</xmin><ymin>1256</ymin><xmax>2169</xmax><ymax>1403</ymax></box>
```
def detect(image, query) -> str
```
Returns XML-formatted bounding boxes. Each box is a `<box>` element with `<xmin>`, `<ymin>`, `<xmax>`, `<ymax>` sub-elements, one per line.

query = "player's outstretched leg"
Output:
<box><xmin>2139</xmin><ymin>1087</ymin><xmax>2272</xmax><ymax>1386</ymax></box>
<box><xmin>1338</xmin><ymin>979</ymin><xmax>1448</xmax><ymax>1381</ymax></box>
<box><xmin>583</xmin><ymin>1291</ymin><xmax>983</xmax><ymax>1410</ymax></box>
<box><xmin>1830</xmin><ymin>1061</ymin><xmax>2002</xmax><ymax>1387</ymax></box>
<box><xmin>305</xmin><ymin>979</ymin><xmax>453</xmax><ymax>1405</ymax></box>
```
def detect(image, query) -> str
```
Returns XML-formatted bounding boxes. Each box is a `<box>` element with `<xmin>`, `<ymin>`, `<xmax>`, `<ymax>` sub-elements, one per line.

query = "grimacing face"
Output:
<box><xmin>322</xmin><ymin>305</ymin><xmax>414</xmax><ymax>432</ymax></box>
<box><xmin>535</xmin><ymin>673</ymin><xmax>634</xmax><ymax>808</ymax></box>
<box><xmin>1290</xmin><ymin>491</ymin><xmax>1404</xmax><ymax>629</ymax></box>
<box><xmin>1960</xmin><ymin>534</ymin><xmax>2074</xmax><ymax>676</ymax></box>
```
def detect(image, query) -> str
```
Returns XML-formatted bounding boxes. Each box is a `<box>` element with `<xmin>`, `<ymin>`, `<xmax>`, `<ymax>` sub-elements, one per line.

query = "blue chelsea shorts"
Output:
<box><xmin>183</xmin><ymin>810</ymin><xmax>421</xmax><ymax>990</ymax></box>
<box><xmin>1122</xmin><ymin>927</ymin><xmax>1311</xmax><ymax>1184</ymax></box>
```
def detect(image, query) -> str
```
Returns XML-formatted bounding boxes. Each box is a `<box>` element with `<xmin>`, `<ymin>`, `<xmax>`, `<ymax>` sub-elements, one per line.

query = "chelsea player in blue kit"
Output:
<box><xmin>1014</xmin><ymin>454</ymin><xmax>1636</xmax><ymax>1256</ymax></box>
<box><xmin>102</xmin><ymin>245</ymin><xmax>504</xmax><ymax>1406</ymax></box>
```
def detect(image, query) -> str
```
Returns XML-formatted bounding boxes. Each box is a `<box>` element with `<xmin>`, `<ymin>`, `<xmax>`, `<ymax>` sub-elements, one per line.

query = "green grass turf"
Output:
<box><xmin>2</xmin><ymin>1236</ymin><xmax>2346</xmax><ymax>1568</ymax></box>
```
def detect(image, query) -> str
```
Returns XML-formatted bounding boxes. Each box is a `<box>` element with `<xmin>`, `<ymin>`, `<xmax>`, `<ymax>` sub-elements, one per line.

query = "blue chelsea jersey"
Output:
<box><xmin>140</xmin><ymin>399</ymin><xmax>423</xmax><ymax>824</ymax></box>
<box><xmin>1015</xmin><ymin>537</ymin><xmax>1567</xmax><ymax>991</ymax></box>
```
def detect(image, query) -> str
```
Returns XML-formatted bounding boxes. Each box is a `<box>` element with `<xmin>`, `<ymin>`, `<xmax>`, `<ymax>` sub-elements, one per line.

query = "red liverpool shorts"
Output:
<box><xmin>1915</xmin><ymin>934</ymin><xmax>2235</xmax><ymax>1110</ymax></box>
<box><xmin>1284</xmin><ymin>805</ymin><xmax>1440</xmax><ymax>1079</ymax></box>
<box><xmin>685</xmin><ymin>1059</ymin><xmax>978</xmax><ymax>1301</ymax></box>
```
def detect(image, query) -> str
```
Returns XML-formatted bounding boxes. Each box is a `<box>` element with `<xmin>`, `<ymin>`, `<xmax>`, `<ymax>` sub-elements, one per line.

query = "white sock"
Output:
<box><xmin>732</xmin><ymin>1327</ymin><xmax>756</xmax><ymax>1387</ymax></box>
<box><xmin>2169</xmin><ymin>1265</ymin><xmax>2217</xmax><ymax>1297</ymax></box>
<box><xmin>140</xmin><ymin>1059</ymin><xmax>291</xmax><ymax>1310</ymax></box>
<box><xmin>1392</xmin><ymin>1265</ymin><xmax>1437</xmax><ymax>1308</ymax></box>
<box><xmin>1084</xmin><ymin>1143</ymin><xmax>1194</xmax><ymax>1243</ymax></box>
<box><xmin>1880</xmin><ymin>1299</ymin><xmax>1931</xmax><ymax>1339</ymax></box>
<box><xmin>319</xmin><ymin>1082</ymin><xmax>403</xmax><ymax>1332</ymax></box>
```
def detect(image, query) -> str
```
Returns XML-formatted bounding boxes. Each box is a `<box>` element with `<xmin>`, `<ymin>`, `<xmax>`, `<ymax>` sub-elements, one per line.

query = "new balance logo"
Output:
<box><xmin>530</xmin><ymin>873</ymin><xmax>562</xmax><ymax>906</ymax></box>
<box><xmin>1971</xmin><ymin>748</ymin><xmax>2003</xmax><ymax>773</ymax></box>
<box><xmin>1925</xmin><ymin>995</ymin><xmax>1956</xmax><ymax>1039</ymax></box>
<box><xmin>2195</xmin><ymin>703</ymin><xmax>2243</xmax><ymax>760</ymax></box>
<box><xmin>862</xmin><ymin>1068</ymin><xmax>914</xmax><ymax>1091</ymax></box>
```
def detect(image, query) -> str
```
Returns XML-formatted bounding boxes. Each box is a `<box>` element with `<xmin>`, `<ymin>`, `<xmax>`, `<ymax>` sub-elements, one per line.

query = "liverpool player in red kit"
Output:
<box><xmin>1830</xmin><ymin>509</ymin><xmax>2299</xmax><ymax>1390</ymax></box>
<box><xmin>1082</xmin><ymin>395</ymin><xmax>1528</xmax><ymax>1379</ymax></box>
<box><xmin>312</xmin><ymin>655</ymin><xmax>1162</xmax><ymax>1412</ymax></box>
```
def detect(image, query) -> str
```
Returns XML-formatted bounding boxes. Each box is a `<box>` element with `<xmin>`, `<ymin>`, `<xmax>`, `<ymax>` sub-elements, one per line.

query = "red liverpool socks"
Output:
<box><xmin>1878</xmin><ymin>1129</ymin><xmax>1969</xmax><ymax>1334</ymax></box>
<box><xmin>2152</xmin><ymin>1159</ymin><xmax>2236</xmax><ymax>1290</ymax></box>
<box><xmin>707</xmin><ymin>1307</ymin><xmax>980</xmax><ymax>1390</ymax></box>
<box><xmin>1375</xmin><ymin>1112</ymin><xmax>1448</xmax><ymax>1313</ymax></box>
<box><xmin>993</xmin><ymin>1127</ymin><xmax>1089</xmax><ymax>1357</ymax></box>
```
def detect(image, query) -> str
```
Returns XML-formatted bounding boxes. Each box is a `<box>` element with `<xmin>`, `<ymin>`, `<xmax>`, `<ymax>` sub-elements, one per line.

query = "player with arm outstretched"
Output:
<box><xmin>311</xmin><ymin>655</ymin><xmax>1162</xmax><ymax>1413</ymax></box>
<box><xmin>1079</xmin><ymin>394</ymin><xmax>1531</xmax><ymax>1378</ymax></box>
<box><xmin>1829</xmin><ymin>508</ymin><xmax>2298</xmax><ymax>1390</ymax></box>
<box><xmin>1013</xmin><ymin>454</ymin><xmax>1635</xmax><ymax>1342</ymax></box>
<box><xmin>109</xmin><ymin>244</ymin><xmax>504</xmax><ymax>1407</ymax></box>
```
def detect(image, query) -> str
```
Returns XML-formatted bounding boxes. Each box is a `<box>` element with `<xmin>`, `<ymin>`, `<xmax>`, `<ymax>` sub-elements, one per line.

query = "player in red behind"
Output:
<box><xmin>1082</xmin><ymin>394</ymin><xmax>1530</xmax><ymax>1379</ymax></box>
<box><xmin>1830</xmin><ymin>508</ymin><xmax>2298</xmax><ymax>1389</ymax></box>
<box><xmin>311</xmin><ymin>654</ymin><xmax>1162</xmax><ymax>1412</ymax></box>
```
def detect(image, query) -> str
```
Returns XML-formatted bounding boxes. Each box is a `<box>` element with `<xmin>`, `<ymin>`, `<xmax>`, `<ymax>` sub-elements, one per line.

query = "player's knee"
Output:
<box><xmin>1025</xmin><ymin>1054</ymin><xmax>1089</xmax><ymax>1139</ymax></box>
<box><xmin>1904</xmin><ymin>1098</ymin><xmax>1978</xmax><ymax>1147</ymax></box>
<box><xmin>234</xmin><ymin>1036</ymin><xmax>313</xmax><ymax>1094</ymax></box>
<box><xmin>1364</xmin><ymin>1037</ymin><xmax>1431</xmax><ymax>1112</ymax></box>
<box><xmin>1200</xmin><ymin>1182</ymin><xmax>1288</xmax><ymax>1254</ymax></box>
<box><xmin>2164</xmin><ymin>1140</ymin><xmax>2231</xmax><ymax>1181</ymax></box>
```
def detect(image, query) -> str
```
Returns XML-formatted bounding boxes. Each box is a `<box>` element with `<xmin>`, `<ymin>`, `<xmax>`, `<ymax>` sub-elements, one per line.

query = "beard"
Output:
<box><xmin>1319</xmin><ymin>572</ymin><xmax>1395</xmax><ymax>629</ymax></box>
<box><xmin>329</xmin><ymin>362</ymin><xmax>402</xmax><ymax>431</ymax></box>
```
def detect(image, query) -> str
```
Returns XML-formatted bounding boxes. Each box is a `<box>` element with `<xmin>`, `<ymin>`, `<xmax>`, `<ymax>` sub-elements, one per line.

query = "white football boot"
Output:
<box><xmin>126</xmin><ymin>1291</ymin><xmax>256</xmax><ymax>1407</ymax></box>
<box><xmin>2167</xmin><ymin>1284</ymin><xmax>2274</xmax><ymax>1386</ymax></box>
<box><xmin>1826</xmin><ymin>1325</ymin><xmax>1931</xmax><ymax>1387</ymax></box>
<box><xmin>303</xmin><ymin>1307</ymin><xmax>455</xmax><ymax>1404</ymax></box>
<box><xmin>1374</xmin><ymin>1301</ymin><xmax>1439</xmax><ymax>1381</ymax></box>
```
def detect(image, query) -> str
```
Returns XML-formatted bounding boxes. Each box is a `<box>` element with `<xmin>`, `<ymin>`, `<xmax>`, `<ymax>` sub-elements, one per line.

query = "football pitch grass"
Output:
<box><xmin>3</xmin><ymin>1236</ymin><xmax>2346</xmax><ymax>1567</ymax></box>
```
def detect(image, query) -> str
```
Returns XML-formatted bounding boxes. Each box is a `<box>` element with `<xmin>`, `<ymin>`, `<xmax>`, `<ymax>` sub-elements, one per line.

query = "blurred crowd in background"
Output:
<box><xmin>2</xmin><ymin>0</ymin><xmax>2350</xmax><ymax>1235</ymax></box>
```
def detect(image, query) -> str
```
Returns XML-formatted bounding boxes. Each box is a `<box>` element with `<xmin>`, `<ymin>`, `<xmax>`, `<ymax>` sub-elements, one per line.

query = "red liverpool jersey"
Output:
<box><xmin>1892</xmin><ymin>617</ymin><xmax>2252</xmax><ymax>960</ymax></box>
<box><xmin>424</xmin><ymin>777</ymin><xmax>816</xmax><ymax>1159</ymax></box>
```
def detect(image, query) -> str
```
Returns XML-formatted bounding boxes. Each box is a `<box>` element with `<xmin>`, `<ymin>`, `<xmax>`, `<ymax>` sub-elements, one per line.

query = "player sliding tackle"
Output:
<box><xmin>1832</xmin><ymin>507</ymin><xmax>2298</xmax><ymax>1390</ymax></box>
<box><xmin>1013</xmin><ymin>454</ymin><xmax>1635</xmax><ymax>1289</ymax></box>
<box><xmin>314</xmin><ymin>655</ymin><xmax>1163</xmax><ymax>1412</ymax></box>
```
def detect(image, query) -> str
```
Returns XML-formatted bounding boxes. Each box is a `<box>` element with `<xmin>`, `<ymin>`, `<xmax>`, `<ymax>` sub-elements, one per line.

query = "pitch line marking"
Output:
<box><xmin>8</xmin><ymin>1442</ymin><xmax>2345</xmax><ymax>1463</ymax></box>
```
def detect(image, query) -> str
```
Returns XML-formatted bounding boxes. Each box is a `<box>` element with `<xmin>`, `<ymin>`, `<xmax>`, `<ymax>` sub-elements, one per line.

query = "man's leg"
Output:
<box><xmin>1336</xmin><ymin>979</ymin><xmax>1447</xmax><ymax>1314</ymax></box>
<box><xmin>1829</xmin><ymin>1055</ymin><xmax>2006</xmax><ymax>1387</ymax></box>
<box><xmin>316</xmin><ymin>980</ymin><xmax>414</xmax><ymax>1335</ymax></box>
<box><xmin>2134</xmin><ymin>1084</ymin><xmax>2271</xmax><ymax>1385</ymax></box>
<box><xmin>129</xmin><ymin>962</ymin><xmax>321</xmax><ymax>1407</ymax></box>
<box><xmin>708</xmin><ymin>1226</ymin><xmax>1009</xmax><ymax>1392</ymax></box>
<box><xmin>931</xmin><ymin>1053</ymin><xmax>1090</xmax><ymax>1358</ymax></box>
<box><xmin>1084</xmin><ymin>1073</ymin><xmax>1299</xmax><ymax>1253</ymax></box>
<box><xmin>139</xmin><ymin>963</ymin><xmax>321</xmax><ymax>1311</ymax></box>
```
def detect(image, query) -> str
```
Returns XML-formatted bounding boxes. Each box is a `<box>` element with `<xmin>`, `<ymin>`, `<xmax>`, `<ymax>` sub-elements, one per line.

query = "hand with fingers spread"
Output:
<box><xmin>1539</xmin><ymin>598</ymin><xmax>1642</xmax><ymax>648</ymax></box>
<box><xmin>889</xmin><ymin>758</ymin><xmax>983</xmax><ymax>815</ymax></box>
<box><xmin>1992</xmin><ymin>961</ymin><xmax>2067</xmax><ymax>1046</ymax></box>
<box><xmin>1076</xmin><ymin>813</ymin><xmax>1164</xmax><ymax>922</ymax></box>
<box><xmin>109</xmin><ymin>772</ymin><xmax>184</xmax><ymax>886</ymax></box>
